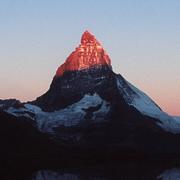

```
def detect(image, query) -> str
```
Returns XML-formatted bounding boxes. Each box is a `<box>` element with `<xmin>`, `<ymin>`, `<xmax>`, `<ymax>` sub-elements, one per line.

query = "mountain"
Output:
<box><xmin>1</xmin><ymin>31</ymin><xmax>180</xmax><ymax>156</ymax></box>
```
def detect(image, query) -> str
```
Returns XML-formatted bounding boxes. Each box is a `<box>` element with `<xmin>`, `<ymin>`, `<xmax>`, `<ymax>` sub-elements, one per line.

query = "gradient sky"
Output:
<box><xmin>0</xmin><ymin>0</ymin><xmax>180</xmax><ymax>115</ymax></box>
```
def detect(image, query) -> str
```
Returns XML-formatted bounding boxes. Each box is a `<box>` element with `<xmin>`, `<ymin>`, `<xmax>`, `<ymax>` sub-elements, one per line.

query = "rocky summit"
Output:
<box><xmin>56</xmin><ymin>30</ymin><xmax>111</xmax><ymax>77</ymax></box>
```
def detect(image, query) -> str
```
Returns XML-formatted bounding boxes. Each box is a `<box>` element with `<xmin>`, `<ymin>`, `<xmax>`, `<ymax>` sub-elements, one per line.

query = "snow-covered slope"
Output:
<box><xmin>5</xmin><ymin>75</ymin><xmax>180</xmax><ymax>135</ymax></box>
<box><xmin>157</xmin><ymin>168</ymin><xmax>180</xmax><ymax>180</ymax></box>
<box><xmin>116</xmin><ymin>76</ymin><xmax>180</xmax><ymax>134</ymax></box>
<box><xmin>174</xmin><ymin>116</ymin><xmax>180</xmax><ymax>121</ymax></box>
<box><xmin>32</xmin><ymin>171</ymin><xmax>79</xmax><ymax>180</ymax></box>
<box><xmin>32</xmin><ymin>170</ymin><xmax>105</xmax><ymax>180</ymax></box>
<box><xmin>6</xmin><ymin>93</ymin><xmax>110</xmax><ymax>133</ymax></box>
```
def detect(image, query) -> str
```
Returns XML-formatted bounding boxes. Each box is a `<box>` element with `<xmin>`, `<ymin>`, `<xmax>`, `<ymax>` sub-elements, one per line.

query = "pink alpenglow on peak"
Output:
<box><xmin>56</xmin><ymin>31</ymin><xmax>111</xmax><ymax>77</ymax></box>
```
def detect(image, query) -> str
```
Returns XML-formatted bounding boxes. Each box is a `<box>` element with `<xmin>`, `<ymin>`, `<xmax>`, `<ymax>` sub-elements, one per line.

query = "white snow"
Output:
<box><xmin>174</xmin><ymin>116</ymin><xmax>180</xmax><ymax>121</ymax></box>
<box><xmin>116</xmin><ymin>77</ymin><xmax>180</xmax><ymax>134</ymax></box>
<box><xmin>6</xmin><ymin>93</ymin><xmax>110</xmax><ymax>133</ymax></box>
<box><xmin>6</xmin><ymin>106</ymin><xmax>35</xmax><ymax>119</ymax></box>
<box><xmin>157</xmin><ymin>168</ymin><xmax>180</xmax><ymax>180</ymax></box>
<box><xmin>32</xmin><ymin>171</ymin><xmax>79</xmax><ymax>180</ymax></box>
<box><xmin>24</xmin><ymin>104</ymin><xmax>42</xmax><ymax>113</ymax></box>
<box><xmin>32</xmin><ymin>170</ymin><xmax>106</xmax><ymax>180</ymax></box>
<box><xmin>35</xmin><ymin>93</ymin><xmax>110</xmax><ymax>133</ymax></box>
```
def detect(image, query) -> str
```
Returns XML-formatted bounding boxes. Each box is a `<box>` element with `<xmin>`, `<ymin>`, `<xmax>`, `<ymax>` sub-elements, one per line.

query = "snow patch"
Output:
<box><xmin>6</xmin><ymin>94</ymin><xmax>110</xmax><ymax>133</ymax></box>
<box><xmin>157</xmin><ymin>168</ymin><xmax>180</xmax><ymax>180</ymax></box>
<box><xmin>174</xmin><ymin>116</ymin><xmax>180</xmax><ymax>121</ymax></box>
<box><xmin>6</xmin><ymin>106</ymin><xmax>34</xmax><ymax>119</ymax></box>
<box><xmin>24</xmin><ymin>104</ymin><xmax>42</xmax><ymax>113</ymax></box>
<box><xmin>32</xmin><ymin>170</ymin><xmax>106</xmax><ymax>180</ymax></box>
<box><xmin>35</xmin><ymin>93</ymin><xmax>110</xmax><ymax>133</ymax></box>
<box><xmin>32</xmin><ymin>170</ymin><xmax>79</xmax><ymax>180</ymax></box>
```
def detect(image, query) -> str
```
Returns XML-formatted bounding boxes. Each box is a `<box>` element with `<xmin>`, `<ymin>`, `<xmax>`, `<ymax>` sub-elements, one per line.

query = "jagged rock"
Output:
<box><xmin>56</xmin><ymin>30</ymin><xmax>111</xmax><ymax>77</ymax></box>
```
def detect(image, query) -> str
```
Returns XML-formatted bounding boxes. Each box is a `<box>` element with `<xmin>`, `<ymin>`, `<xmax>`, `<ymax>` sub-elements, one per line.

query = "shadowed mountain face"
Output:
<box><xmin>35</xmin><ymin>65</ymin><xmax>120</xmax><ymax>111</ymax></box>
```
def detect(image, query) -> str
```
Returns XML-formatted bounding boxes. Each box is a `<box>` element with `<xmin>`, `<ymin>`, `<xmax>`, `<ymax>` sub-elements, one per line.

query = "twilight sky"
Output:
<box><xmin>0</xmin><ymin>0</ymin><xmax>180</xmax><ymax>115</ymax></box>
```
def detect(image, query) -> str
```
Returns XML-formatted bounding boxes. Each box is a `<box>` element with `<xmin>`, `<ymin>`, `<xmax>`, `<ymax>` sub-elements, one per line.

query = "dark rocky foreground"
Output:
<box><xmin>1</xmin><ymin>109</ymin><xmax>180</xmax><ymax>160</ymax></box>
<box><xmin>1</xmin><ymin>96</ymin><xmax>180</xmax><ymax>180</ymax></box>
<box><xmin>1</xmin><ymin>155</ymin><xmax>180</xmax><ymax>180</ymax></box>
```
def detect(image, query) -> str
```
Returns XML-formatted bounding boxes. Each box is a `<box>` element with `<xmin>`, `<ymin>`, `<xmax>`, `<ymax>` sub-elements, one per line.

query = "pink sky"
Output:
<box><xmin>0</xmin><ymin>0</ymin><xmax>179</xmax><ymax>116</ymax></box>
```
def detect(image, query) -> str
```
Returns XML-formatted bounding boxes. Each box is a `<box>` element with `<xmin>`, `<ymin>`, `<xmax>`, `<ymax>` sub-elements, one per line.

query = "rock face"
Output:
<box><xmin>35</xmin><ymin>65</ymin><xmax>117</xmax><ymax>111</ymax></box>
<box><xmin>56</xmin><ymin>31</ymin><xmax>111</xmax><ymax>77</ymax></box>
<box><xmin>0</xmin><ymin>99</ymin><xmax>22</xmax><ymax>110</ymax></box>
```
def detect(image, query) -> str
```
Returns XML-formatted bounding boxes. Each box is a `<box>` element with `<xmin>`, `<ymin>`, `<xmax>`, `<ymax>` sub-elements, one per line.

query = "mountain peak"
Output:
<box><xmin>56</xmin><ymin>31</ymin><xmax>111</xmax><ymax>77</ymax></box>
<box><xmin>81</xmin><ymin>30</ymin><xmax>100</xmax><ymax>45</ymax></box>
